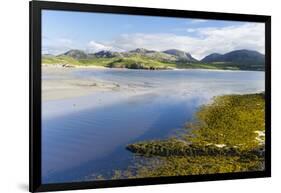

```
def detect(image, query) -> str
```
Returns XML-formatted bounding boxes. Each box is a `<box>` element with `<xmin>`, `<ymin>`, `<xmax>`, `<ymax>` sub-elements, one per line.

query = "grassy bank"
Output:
<box><xmin>42</xmin><ymin>55</ymin><xmax>247</xmax><ymax>70</ymax></box>
<box><xmin>109</xmin><ymin>93</ymin><xmax>265</xmax><ymax>179</ymax></box>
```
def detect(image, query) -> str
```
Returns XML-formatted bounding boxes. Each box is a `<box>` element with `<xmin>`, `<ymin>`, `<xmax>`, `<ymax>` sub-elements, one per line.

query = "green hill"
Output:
<box><xmin>201</xmin><ymin>50</ymin><xmax>265</xmax><ymax>71</ymax></box>
<box><xmin>42</xmin><ymin>48</ymin><xmax>265</xmax><ymax>71</ymax></box>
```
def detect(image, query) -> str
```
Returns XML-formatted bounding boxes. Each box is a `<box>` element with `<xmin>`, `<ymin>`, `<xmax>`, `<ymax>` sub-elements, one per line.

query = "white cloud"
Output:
<box><xmin>86</xmin><ymin>40</ymin><xmax>125</xmax><ymax>53</ymax></box>
<box><xmin>42</xmin><ymin>37</ymin><xmax>75</xmax><ymax>55</ymax></box>
<box><xmin>107</xmin><ymin>23</ymin><xmax>264</xmax><ymax>59</ymax></box>
<box><xmin>189</xmin><ymin>19</ymin><xmax>208</xmax><ymax>24</ymax></box>
<box><xmin>87</xmin><ymin>41</ymin><xmax>111</xmax><ymax>52</ymax></box>
<box><xmin>43</xmin><ymin>23</ymin><xmax>265</xmax><ymax>59</ymax></box>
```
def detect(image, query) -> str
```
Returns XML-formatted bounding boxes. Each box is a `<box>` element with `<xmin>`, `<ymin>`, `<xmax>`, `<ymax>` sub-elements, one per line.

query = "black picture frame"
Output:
<box><xmin>30</xmin><ymin>1</ymin><xmax>271</xmax><ymax>192</ymax></box>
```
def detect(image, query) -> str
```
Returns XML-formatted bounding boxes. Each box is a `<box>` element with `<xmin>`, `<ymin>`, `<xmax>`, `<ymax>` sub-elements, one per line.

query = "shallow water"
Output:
<box><xmin>42</xmin><ymin>69</ymin><xmax>264</xmax><ymax>183</ymax></box>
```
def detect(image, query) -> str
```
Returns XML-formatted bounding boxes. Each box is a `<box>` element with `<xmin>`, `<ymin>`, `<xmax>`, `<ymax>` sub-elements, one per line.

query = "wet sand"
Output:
<box><xmin>42</xmin><ymin>66</ymin><xmax>122</xmax><ymax>101</ymax></box>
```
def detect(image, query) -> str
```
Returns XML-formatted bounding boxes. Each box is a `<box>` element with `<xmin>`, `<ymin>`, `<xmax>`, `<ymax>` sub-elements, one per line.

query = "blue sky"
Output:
<box><xmin>42</xmin><ymin>10</ymin><xmax>265</xmax><ymax>59</ymax></box>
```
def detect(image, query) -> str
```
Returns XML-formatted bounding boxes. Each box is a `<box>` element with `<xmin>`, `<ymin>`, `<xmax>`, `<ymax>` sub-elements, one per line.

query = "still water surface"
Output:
<box><xmin>42</xmin><ymin>69</ymin><xmax>264</xmax><ymax>183</ymax></box>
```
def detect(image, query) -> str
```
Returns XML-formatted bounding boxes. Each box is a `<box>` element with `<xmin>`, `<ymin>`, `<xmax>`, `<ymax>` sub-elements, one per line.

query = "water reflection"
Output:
<box><xmin>42</xmin><ymin>69</ymin><xmax>264</xmax><ymax>183</ymax></box>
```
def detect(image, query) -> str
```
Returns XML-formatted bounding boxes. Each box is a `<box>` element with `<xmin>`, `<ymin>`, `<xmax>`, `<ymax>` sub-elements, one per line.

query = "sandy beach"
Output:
<box><xmin>42</xmin><ymin>66</ymin><xmax>121</xmax><ymax>101</ymax></box>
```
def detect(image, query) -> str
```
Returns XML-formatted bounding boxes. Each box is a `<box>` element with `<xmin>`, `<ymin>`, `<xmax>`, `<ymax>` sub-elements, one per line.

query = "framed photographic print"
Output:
<box><xmin>30</xmin><ymin>1</ymin><xmax>271</xmax><ymax>192</ymax></box>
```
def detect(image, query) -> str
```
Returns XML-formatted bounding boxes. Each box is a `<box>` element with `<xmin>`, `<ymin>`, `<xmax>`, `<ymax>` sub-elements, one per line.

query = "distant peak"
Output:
<box><xmin>62</xmin><ymin>49</ymin><xmax>87</xmax><ymax>59</ymax></box>
<box><xmin>201</xmin><ymin>49</ymin><xmax>265</xmax><ymax>65</ymax></box>
<box><xmin>94</xmin><ymin>50</ymin><xmax>122</xmax><ymax>58</ymax></box>
<box><xmin>95</xmin><ymin>50</ymin><xmax>113</xmax><ymax>54</ymax></box>
<box><xmin>226</xmin><ymin>49</ymin><xmax>262</xmax><ymax>55</ymax></box>
<box><xmin>64</xmin><ymin>49</ymin><xmax>85</xmax><ymax>54</ymax></box>
<box><xmin>163</xmin><ymin>49</ymin><xmax>197</xmax><ymax>62</ymax></box>
<box><xmin>130</xmin><ymin>48</ymin><xmax>154</xmax><ymax>54</ymax></box>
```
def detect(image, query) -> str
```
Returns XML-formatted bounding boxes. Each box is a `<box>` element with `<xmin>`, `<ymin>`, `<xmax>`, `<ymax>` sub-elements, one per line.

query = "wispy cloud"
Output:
<box><xmin>86</xmin><ymin>40</ymin><xmax>125</xmax><ymax>53</ymax></box>
<box><xmin>106</xmin><ymin>23</ymin><xmax>265</xmax><ymax>59</ymax></box>
<box><xmin>42</xmin><ymin>37</ymin><xmax>75</xmax><ymax>55</ymax></box>
<box><xmin>87</xmin><ymin>41</ymin><xmax>112</xmax><ymax>52</ymax></box>
<box><xmin>43</xmin><ymin>23</ymin><xmax>264</xmax><ymax>59</ymax></box>
<box><xmin>189</xmin><ymin>19</ymin><xmax>208</xmax><ymax>24</ymax></box>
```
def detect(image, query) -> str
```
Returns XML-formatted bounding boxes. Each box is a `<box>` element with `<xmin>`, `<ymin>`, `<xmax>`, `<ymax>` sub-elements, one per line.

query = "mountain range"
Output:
<box><xmin>43</xmin><ymin>48</ymin><xmax>265</xmax><ymax>71</ymax></box>
<box><xmin>201</xmin><ymin>49</ymin><xmax>265</xmax><ymax>69</ymax></box>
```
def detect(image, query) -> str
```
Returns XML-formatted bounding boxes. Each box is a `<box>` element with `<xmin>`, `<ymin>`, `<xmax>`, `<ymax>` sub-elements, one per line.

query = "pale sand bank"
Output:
<box><xmin>42</xmin><ymin>63</ymin><xmax>108</xmax><ymax>69</ymax></box>
<box><xmin>42</xmin><ymin>66</ymin><xmax>121</xmax><ymax>101</ymax></box>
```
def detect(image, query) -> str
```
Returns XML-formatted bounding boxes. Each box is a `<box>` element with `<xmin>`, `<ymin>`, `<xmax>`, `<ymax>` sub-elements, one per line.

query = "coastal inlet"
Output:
<box><xmin>41</xmin><ymin>66</ymin><xmax>264</xmax><ymax>183</ymax></box>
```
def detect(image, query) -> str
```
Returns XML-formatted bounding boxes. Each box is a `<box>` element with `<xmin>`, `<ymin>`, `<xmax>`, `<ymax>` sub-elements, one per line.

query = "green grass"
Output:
<box><xmin>42</xmin><ymin>55</ymin><xmax>179</xmax><ymax>69</ymax></box>
<box><xmin>43</xmin><ymin>55</ymin><xmax>252</xmax><ymax>70</ymax></box>
<box><xmin>108</xmin><ymin>93</ymin><xmax>265</xmax><ymax>180</ymax></box>
<box><xmin>42</xmin><ymin>55</ymin><xmax>81</xmax><ymax>65</ymax></box>
<box><xmin>199</xmin><ymin>62</ymin><xmax>264</xmax><ymax>71</ymax></box>
<box><xmin>106</xmin><ymin>55</ymin><xmax>177</xmax><ymax>69</ymax></box>
<box><xmin>78</xmin><ymin>58</ymin><xmax>116</xmax><ymax>67</ymax></box>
